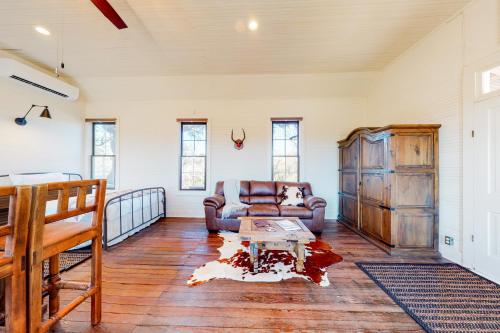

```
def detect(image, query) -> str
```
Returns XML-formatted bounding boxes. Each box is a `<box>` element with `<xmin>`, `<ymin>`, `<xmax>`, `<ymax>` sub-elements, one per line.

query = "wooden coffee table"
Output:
<box><xmin>238</xmin><ymin>217</ymin><xmax>316</xmax><ymax>272</ymax></box>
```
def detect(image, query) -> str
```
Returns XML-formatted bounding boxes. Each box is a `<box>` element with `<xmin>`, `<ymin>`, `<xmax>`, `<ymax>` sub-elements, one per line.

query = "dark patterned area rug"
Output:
<box><xmin>43</xmin><ymin>250</ymin><xmax>91</xmax><ymax>279</ymax></box>
<box><xmin>356</xmin><ymin>262</ymin><xmax>500</xmax><ymax>333</ymax></box>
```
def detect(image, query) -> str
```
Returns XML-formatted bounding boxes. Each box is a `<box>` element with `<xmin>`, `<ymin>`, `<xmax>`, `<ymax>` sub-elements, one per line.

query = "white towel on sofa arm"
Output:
<box><xmin>221</xmin><ymin>179</ymin><xmax>249</xmax><ymax>219</ymax></box>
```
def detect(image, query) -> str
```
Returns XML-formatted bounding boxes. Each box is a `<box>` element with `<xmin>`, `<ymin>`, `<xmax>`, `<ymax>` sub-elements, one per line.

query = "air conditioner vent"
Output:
<box><xmin>10</xmin><ymin>75</ymin><xmax>69</xmax><ymax>98</ymax></box>
<box><xmin>0</xmin><ymin>57</ymin><xmax>79</xmax><ymax>101</ymax></box>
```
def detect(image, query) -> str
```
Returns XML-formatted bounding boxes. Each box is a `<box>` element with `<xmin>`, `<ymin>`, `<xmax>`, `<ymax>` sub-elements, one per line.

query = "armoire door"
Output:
<box><xmin>339</xmin><ymin>137</ymin><xmax>359</xmax><ymax>228</ymax></box>
<box><xmin>473</xmin><ymin>96</ymin><xmax>500</xmax><ymax>283</ymax></box>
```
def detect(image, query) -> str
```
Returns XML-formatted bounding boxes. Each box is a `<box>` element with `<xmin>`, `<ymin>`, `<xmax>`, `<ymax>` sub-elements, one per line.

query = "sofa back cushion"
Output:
<box><xmin>214</xmin><ymin>180</ymin><xmax>312</xmax><ymax>205</ymax></box>
<box><xmin>249</xmin><ymin>181</ymin><xmax>276</xmax><ymax>196</ymax></box>
<box><xmin>215</xmin><ymin>181</ymin><xmax>250</xmax><ymax>196</ymax></box>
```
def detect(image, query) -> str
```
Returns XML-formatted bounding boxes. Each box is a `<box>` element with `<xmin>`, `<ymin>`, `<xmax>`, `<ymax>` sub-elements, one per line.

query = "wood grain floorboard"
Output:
<box><xmin>47</xmin><ymin>219</ymin><xmax>444</xmax><ymax>332</ymax></box>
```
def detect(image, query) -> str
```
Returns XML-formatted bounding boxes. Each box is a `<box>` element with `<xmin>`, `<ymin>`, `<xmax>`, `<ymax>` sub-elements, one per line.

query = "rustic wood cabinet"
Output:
<box><xmin>338</xmin><ymin>125</ymin><xmax>440</xmax><ymax>257</ymax></box>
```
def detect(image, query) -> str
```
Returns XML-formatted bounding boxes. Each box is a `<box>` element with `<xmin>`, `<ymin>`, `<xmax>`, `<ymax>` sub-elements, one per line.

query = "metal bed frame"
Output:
<box><xmin>0</xmin><ymin>172</ymin><xmax>83</xmax><ymax>181</ymax></box>
<box><xmin>103</xmin><ymin>187</ymin><xmax>166</xmax><ymax>250</ymax></box>
<box><xmin>0</xmin><ymin>172</ymin><xmax>166</xmax><ymax>250</ymax></box>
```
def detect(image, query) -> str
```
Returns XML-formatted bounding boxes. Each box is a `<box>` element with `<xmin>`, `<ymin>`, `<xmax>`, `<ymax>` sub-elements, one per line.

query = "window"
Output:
<box><xmin>180</xmin><ymin>122</ymin><xmax>207</xmax><ymax>190</ymax></box>
<box><xmin>272</xmin><ymin>120</ymin><xmax>299</xmax><ymax>181</ymax></box>
<box><xmin>91</xmin><ymin>122</ymin><xmax>116</xmax><ymax>189</ymax></box>
<box><xmin>481</xmin><ymin>65</ymin><xmax>500</xmax><ymax>95</ymax></box>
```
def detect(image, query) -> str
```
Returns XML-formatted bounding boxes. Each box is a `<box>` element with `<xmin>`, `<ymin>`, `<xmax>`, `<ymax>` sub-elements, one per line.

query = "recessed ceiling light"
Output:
<box><xmin>248</xmin><ymin>19</ymin><xmax>258</xmax><ymax>31</ymax></box>
<box><xmin>34</xmin><ymin>26</ymin><xmax>51</xmax><ymax>36</ymax></box>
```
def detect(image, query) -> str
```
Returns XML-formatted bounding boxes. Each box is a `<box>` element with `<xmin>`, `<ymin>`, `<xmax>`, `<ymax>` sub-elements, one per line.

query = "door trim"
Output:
<box><xmin>462</xmin><ymin>48</ymin><xmax>500</xmax><ymax>270</ymax></box>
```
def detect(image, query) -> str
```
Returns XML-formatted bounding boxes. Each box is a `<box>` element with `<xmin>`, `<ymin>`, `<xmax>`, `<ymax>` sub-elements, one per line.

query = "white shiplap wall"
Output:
<box><xmin>83</xmin><ymin>73</ymin><xmax>375</xmax><ymax>219</ymax></box>
<box><xmin>366</xmin><ymin>0</ymin><xmax>500</xmax><ymax>263</ymax></box>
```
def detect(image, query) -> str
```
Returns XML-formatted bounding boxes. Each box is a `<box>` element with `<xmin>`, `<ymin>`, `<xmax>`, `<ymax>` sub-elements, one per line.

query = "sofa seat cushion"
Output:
<box><xmin>216</xmin><ymin>207</ymin><xmax>248</xmax><ymax>219</ymax></box>
<box><xmin>248</xmin><ymin>204</ymin><xmax>280</xmax><ymax>217</ymax></box>
<box><xmin>278</xmin><ymin>205</ymin><xmax>313</xmax><ymax>219</ymax></box>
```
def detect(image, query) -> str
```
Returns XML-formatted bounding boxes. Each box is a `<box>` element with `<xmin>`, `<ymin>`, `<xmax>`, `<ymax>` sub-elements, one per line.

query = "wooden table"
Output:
<box><xmin>238</xmin><ymin>217</ymin><xmax>316</xmax><ymax>272</ymax></box>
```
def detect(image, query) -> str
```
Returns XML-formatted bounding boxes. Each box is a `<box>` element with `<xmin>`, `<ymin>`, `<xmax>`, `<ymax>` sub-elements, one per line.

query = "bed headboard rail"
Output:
<box><xmin>0</xmin><ymin>173</ymin><xmax>84</xmax><ymax>222</ymax></box>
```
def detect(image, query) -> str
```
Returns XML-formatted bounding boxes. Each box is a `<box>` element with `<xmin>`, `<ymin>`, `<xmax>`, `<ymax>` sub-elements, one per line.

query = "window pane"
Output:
<box><xmin>194</xmin><ymin>141</ymin><xmax>206</xmax><ymax>156</ymax></box>
<box><xmin>182</xmin><ymin>140</ymin><xmax>195</xmax><ymax>156</ymax></box>
<box><xmin>273</xmin><ymin>157</ymin><xmax>285</xmax><ymax>176</ymax></box>
<box><xmin>91</xmin><ymin>156</ymin><xmax>116</xmax><ymax>189</ymax></box>
<box><xmin>273</xmin><ymin>123</ymin><xmax>286</xmax><ymax>139</ymax></box>
<box><xmin>285</xmin><ymin>157</ymin><xmax>298</xmax><ymax>182</ymax></box>
<box><xmin>286</xmin><ymin>123</ymin><xmax>298</xmax><ymax>140</ymax></box>
<box><xmin>285</xmin><ymin>138</ymin><xmax>298</xmax><ymax>155</ymax></box>
<box><xmin>193</xmin><ymin>157</ymin><xmax>205</xmax><ymax>173</ymax></box>
<box><xmin>193</xmin><ymin>125</ymin><xmax>206</xmax><ymax>140</ymax></box>
<box><xmin>93</xmin><ymin>123</ymin><xmax>116</xmax><ymax>155</ymax></box>
<box><xmin>181</xmin><ymin>173</ymin><xmax>193</xmax><ymax>189</ymax></box>
<box><xmin>273</xmin><ymin>140</ymin><xmax>285</xmax><ymax>156</ymax></box>
<box><xmin>181</xmin><ymin>157</ymin><xmax>194</xmax><ymax>173</ymax></box>
<box><xmin>193</xmin><ymin>173</ymin><xmax>205</xmax><ymax>188</ymax></box>
<box><xmin>182</xmin><ymin>125</ymin><xmax>196</xmax><ymax>140</ymax></box>
<box><xmin>482</xmin><ymin>65</ymin><xmax>500</xmax><ymax>94</ymax></box>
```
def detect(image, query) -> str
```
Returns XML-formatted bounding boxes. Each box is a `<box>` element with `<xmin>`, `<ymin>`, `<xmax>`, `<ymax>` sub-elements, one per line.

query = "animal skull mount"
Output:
<box><xmin>231</xmin><ymin>129</ymin><xmax>246</xmax><ymax>150</ymax></box>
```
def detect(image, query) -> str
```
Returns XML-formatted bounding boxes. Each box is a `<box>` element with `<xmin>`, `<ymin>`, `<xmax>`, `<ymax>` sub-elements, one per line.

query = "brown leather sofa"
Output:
<box><xmin>203</xmin><ymin>181</ymin><xmax>327</xmax><ymax>233</ymax></box>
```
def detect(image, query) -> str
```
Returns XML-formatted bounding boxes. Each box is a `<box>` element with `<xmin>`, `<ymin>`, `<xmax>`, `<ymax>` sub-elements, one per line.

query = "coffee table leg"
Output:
<box><xmin>296</xmin><ymin>243</ymin><xmax>305</xmax><ymax>273</ymax></box>
<box><xmin>250</xmin><ymin>242</ymin><xmax>259</xmax><ymax>272</ymax></box>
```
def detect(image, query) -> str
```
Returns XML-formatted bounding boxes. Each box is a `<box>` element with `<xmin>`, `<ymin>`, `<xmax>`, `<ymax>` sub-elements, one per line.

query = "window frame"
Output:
<box><xmin>179</xmin><ymin>121</ymin><xmax>208</xmax><ymax>191</ymax></box>
<box><xmin>91</xmin><ymin>121</ymin><xmax>117</xmax><ymax>190</ymax></box>
<box><xmin>271</xmin><ymin>120</ymin><xmax>300</xmax><ymax>182</ymax></box>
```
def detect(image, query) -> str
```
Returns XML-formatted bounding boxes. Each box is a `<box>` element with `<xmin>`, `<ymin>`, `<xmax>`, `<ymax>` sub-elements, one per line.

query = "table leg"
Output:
<box><xmin>250</xmin><ymin>242</ymin><xmax>259</xmax><ymax>272</ymax></box>
<box><xmin>296</xmin><ymin>243</ymin><xmax>305</xmax><ymax>273</ymax></box>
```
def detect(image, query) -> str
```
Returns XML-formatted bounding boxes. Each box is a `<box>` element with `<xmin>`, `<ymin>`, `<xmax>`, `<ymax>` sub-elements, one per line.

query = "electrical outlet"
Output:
<box><xmin>444</xmin><ymin>236</ymin><xmax>454</xmax><ymax>246</ymax></box>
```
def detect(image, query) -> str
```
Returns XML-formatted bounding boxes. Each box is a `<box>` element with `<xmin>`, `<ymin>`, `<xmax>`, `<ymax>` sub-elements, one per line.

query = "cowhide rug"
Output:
<box><xmin>188</xmin><ymin>231</ymin><xmax>343</xmax><ymax>287</ymax></box>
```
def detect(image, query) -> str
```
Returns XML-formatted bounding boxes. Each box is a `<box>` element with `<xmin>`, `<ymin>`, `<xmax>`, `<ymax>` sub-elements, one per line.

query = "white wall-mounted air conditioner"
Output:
<box><xmin>0</xmin><ymin>57</ymin><xmax>79</xmax><ymax>101</ymax></box>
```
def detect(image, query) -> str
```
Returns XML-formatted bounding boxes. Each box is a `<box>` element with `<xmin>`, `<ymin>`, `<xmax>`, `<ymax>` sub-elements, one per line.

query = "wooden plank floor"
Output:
<box><xmin>51</xmin><ymin>219</ymin><xmax>443</xmax><ymax>333</ymax></box>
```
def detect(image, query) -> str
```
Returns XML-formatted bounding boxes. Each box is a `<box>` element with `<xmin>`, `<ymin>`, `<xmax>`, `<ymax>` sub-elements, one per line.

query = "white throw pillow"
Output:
<box><xmin>280</xmin><ymin>186</ymin><xmax>305</xmax><ymax>206</ymax></box>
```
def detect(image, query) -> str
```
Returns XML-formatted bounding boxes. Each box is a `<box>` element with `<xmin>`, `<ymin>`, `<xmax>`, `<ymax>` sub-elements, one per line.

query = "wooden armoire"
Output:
<box><xmin>337</xmin><ymin>125</ymin><xmax>440</xmax><ymax>257</ymax></box>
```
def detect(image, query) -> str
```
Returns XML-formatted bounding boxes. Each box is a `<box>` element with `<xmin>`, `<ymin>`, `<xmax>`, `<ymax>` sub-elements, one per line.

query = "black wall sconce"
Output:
<box><xmin>15</xmin><ymin>104</ymin><xmax>52</xmax><ymax>126</ymax></box>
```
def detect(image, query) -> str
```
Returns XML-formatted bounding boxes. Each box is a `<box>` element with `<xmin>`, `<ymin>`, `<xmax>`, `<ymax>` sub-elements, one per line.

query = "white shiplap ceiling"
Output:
<box><xmin>0</xmin><ymin>0</ymin><xmax>469</xmax><ymax>78</ymax></box>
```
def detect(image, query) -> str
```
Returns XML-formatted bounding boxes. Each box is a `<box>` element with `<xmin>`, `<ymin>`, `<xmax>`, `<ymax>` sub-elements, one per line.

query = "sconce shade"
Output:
<box><xmin>40</xmin><ymin>107</ymin><xmax>51</xmax><ymax>119</ymax></box>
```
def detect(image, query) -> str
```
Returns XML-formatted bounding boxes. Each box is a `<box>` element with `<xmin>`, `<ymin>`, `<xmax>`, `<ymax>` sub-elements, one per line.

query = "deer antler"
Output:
<box><xmin>231</xmin><ymin>129</ymin><xmax>236</xmax><ymax>143</ymax></box>
<box><xmin>241</xmin><ymin>129</ymin><xmax>246</xmax><ymax>141</ymax></box>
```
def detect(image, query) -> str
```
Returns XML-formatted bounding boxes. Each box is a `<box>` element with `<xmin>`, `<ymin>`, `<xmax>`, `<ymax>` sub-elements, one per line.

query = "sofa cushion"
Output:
<box><xmin>278</xmin><ymin>205</ymin><xmax>313</xmax><ymax>219</ymax></box>
<box><xmin>275</xmin><ymin>181</ymin><xmax>312</xmax><ymax>197</ymax></box>
<box><xmin>279</xmin><ymin>186</ymin><xmax>305</xmax><ymax>206</ymax></box>
<box><xmin>215</xmin><ymin>181</ymin><xmax>250</xmax><ymax>196</ymax></box>
<box><xmin>249</xmin><ymin>195</ymin><xmax>277</xmax><ymax>204</ymax></box>
<box><xmin>240</xmin><ymin>196</ymin><xmax>250</xmax><ymax>204</ymax></box>
<box><xmin>248</xmin><ymin>204</ymin><xmax>280</xmax><ymax>217</ymax></box>
<box><xmin>216</xmin><ymin>207</ymin><xmax>248</xmax><ymax>219</ymax></box>
<box><xmin>250</xmin><ymin>181</ymin><xmax>276</xmax><ymax>196</ymax></box>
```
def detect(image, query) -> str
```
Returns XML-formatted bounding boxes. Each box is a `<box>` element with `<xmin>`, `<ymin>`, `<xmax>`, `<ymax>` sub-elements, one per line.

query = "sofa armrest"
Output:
<box><xmin>203</xmin><ymin>194</ymin><xmax>225</xmax><ymax>209</ymax></box>
<box><xmin>304</xmin><ymin>195</ymin><xmax>327</xmax><ymax>210</ymax></box>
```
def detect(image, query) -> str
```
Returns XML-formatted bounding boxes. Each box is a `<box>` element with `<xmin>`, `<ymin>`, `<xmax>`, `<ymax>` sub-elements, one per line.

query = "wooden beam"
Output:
<box><xmin>84</xmin><ymin>118</ymin><xmax>116</xmax><ymax>123</ymax></box>
<box><xmin>176</xmin><ymin>118</ymin><xmax>208</xmax><ymax>123</ymax></box>
<box><xmin>270</xmin><ymin>117</ymin><xmax>303</xmax><ymax>122</ymax></box>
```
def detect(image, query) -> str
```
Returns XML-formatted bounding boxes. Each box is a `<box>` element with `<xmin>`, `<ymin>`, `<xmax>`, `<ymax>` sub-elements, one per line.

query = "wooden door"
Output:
<box><xmin>473</xmin><ymin>97</ymin><xmax>500</xmax><ymax>283</ymax></box>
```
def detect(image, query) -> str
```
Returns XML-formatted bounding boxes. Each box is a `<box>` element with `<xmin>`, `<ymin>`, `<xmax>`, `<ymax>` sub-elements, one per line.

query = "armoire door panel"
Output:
<box><xmin>394</xmin><ymin>133</ymin><xmax>433</xmax><ymax>168</ymax></box>
<box><xmin>394</xmin><ymin>174</ymin><xmax>434</xmax><ymax>208</ymax></box>
<box><xmin>340</xmin><ymin>138</ymin><xmax>359</xmax><ymax>170</ymax></box>
<box><xmin>360</xmin><ymin>203</ymin><xmax>391</xmax><ymax>243</ymax></box>
<box><xmin>396</xmin><ymin>212</ymin><xmax>434</xmax><ymax>248</ymax></box>
<box><xmin>340</xmin><ymin>195</ymin><xmax>358</xmax><ymax>226</ymax></box>
<box><xmin>341</xmin><ymin>172</ymin><xmax>357</xmax><ymax>196</ymax></box>
<box><xmin>361</xmin><ymin>173</ymin><xmax>385</xmax><ymax>203</ymax></box>
<box><xmin>361</xmin><ymin>136</ymin><xmax>385</xmax><ymax>169</ymax></box>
